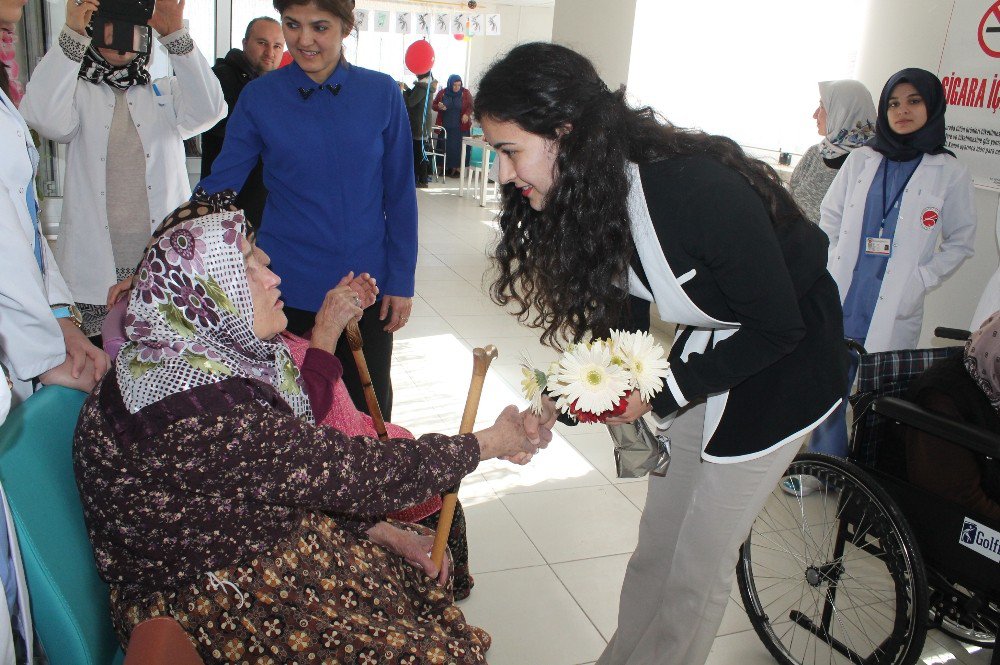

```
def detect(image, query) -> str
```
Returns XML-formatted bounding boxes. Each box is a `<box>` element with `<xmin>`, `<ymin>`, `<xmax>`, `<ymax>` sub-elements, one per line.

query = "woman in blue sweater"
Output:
<box><xmin>198</xmin><ymin>0</ymin><xmax>416</xmax><ymax>419</ymax></box>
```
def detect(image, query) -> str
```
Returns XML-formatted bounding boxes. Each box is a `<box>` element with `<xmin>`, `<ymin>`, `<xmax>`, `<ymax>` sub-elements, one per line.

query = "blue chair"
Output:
<box><xmin>0</xmin><ymin>386</ymin><xmax>201</xmax><ymax>665</ymax></box>
<box><xmin>463</xmin><ymin>143</ymin><xmax>499</xmax><ymax>201</ymax></box>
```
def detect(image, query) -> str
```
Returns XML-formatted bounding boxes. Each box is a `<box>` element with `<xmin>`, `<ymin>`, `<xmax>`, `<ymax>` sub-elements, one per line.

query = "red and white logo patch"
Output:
<box><xmin>921</xmin><ymin>208</ymin><xmax>940</xmax><ymax>229</ymax></box>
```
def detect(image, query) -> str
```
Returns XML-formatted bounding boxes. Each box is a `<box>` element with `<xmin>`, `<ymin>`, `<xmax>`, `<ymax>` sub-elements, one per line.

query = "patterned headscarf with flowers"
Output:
<box><xmin>966</xmin><ymin>310</ymin><xmax>1000</xmax><ymax>413</ymax></box>
<box><xmin>115</xmin><ymin>199</ymin><xmax>313</xmax><ymax>422</ymax></box>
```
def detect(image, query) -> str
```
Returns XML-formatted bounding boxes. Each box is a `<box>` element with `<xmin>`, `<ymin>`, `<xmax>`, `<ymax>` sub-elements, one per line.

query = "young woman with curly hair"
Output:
<box><xmin>475</xmin><ymin>42</ymin><xmax>848</xmax><ymax>665</ymax></box>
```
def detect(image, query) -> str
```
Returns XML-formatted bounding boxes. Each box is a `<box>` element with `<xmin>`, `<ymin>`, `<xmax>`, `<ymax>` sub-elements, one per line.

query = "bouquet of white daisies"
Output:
<box><xmin>520</xmin><ymin>330</ymin><xmax>670</xmax><ymax>423</ymax></box>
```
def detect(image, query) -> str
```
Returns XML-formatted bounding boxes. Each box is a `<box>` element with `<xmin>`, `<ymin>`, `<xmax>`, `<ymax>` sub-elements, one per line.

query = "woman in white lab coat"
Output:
<box><xmin>0</xmin><ymin>1</ymin><xmax>108</xmax><ymax>659</ymax></box>
<box><xmin>19</xmin><ymin>0</ymin><xmax>225</xmax><ymax>338</ymax></box>
<box><xmin>808</xmin><ymin>67</ymin><xmax>976</xmax><ymax>461</ymax></box>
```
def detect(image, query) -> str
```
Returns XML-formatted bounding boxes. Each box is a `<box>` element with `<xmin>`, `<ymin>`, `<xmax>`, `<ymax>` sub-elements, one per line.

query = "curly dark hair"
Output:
<box><xmin>474</xmin><ymin>42</ymin><xmax>804</xmax><ymax>349</ymax></box>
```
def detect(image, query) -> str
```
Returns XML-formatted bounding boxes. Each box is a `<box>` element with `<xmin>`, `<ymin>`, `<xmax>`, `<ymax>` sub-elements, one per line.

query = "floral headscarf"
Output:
<box><xmin>818</xmin><ymin>79</ymin><xmax>876</xmax><ymax>159</ymax></box>
<box><xmin>115</xmin><ymin>200</ymin><xmax>313</xmax><ymax>421</ymax></box>
<box><xmin>966</xmin><ymin>310</ymin><xmax>1000</xmax><ymax>413</ymax></box>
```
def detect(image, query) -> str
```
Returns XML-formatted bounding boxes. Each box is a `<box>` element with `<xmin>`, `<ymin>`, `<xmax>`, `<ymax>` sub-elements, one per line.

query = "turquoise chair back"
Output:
<box><xmin>468</xmin><ymin>145</ymin><xmax>497</xmax><ymax>170</ymax></box>
<box><xmin>0</xmin><ymin>386</ymin><xmax>123</xmax><ymax>665</ymax></box>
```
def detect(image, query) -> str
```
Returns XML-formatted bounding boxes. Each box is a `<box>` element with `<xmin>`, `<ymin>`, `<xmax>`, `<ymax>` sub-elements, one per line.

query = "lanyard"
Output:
<box><xmin>878</xmin><ymin>156</ymin><xmax>922</xmax><ymax>237</ymax></box>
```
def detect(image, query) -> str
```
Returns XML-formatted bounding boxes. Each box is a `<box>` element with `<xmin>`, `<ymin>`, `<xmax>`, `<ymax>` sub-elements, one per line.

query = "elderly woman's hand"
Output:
<box><xmin>366</xmin><ymin>522</ymin><xmax>450</xmax><ymax>585</ymax></box>
<box><xmin>309</xmin><ymin>274</ymin><xmax>365</xmax><ymax>354</ymax></box>
<box><xmin>66</xmin><ymin>0</ymin><xmax>99</xmax><ymax>36</ymax></box>
<box><xmin>474</xmin><ymin>405</ymin><xmax>548</xmax><ymax>462</ymax></box>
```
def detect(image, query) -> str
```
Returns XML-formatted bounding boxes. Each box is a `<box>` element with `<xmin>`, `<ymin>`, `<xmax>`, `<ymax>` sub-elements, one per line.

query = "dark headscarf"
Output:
<box><xmin>78</xmin><ymin>26</ymin><xmax>151</xmax><ymax>91</ymax></box>
<box><xmin>443</xmin><ymin>74</ymin><xmax>464</xmax><ymax>106</ymax></box>
<box><xmin>868</xmin><ymin>68</ymin><xmax>953</xmax><ymax>161</ymax></box>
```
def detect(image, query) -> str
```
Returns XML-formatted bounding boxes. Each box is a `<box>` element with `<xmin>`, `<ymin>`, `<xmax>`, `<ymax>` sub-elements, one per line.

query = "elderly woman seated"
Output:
<box><xmin>73</xmin><ymin>200</ymin><xmax>545</xmax><ymax>663</ymax></box>
<box><xmin>904</xmin><ymin>312</ymin><xmax>1000</xmax><ymax>522</ymax></box>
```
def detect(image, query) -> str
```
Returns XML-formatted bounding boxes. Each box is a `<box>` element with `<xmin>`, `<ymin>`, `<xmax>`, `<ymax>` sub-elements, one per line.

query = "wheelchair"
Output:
<box><xmin>737</xmin><ymin>329</ymin><xmax>1000</xmax><ymax>665</ymax></box>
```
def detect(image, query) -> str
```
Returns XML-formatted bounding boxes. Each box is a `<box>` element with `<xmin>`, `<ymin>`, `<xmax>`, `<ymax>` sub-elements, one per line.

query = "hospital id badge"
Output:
<box><xmin>865</xmin><ymin>237</ymin><xmax>892</xmax><ymax>256</ymax></box>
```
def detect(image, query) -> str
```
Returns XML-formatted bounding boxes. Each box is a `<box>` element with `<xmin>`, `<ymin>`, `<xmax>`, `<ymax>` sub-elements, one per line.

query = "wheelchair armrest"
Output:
<box><xmin>933</xmin><ymin>327</ymin><xmax>971</xmax><ymax>341</ymax></box>
<box><xmin>123</xmin><ymin>617</ymin><xmax>204</xmax><ymax>665</ymax></box>
<box><xmin>873</xmin><ymin>396</ymin><xmax>1000</xmax><ymax>458</ymax></box>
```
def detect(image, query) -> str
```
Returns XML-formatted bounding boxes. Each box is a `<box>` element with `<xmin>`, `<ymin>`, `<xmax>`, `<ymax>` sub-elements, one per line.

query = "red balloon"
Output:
<box><xmin>453</xmin><ymin>33</ymin><xmax>464</xmax><ymax>41</ymax></box>
<box><xmin>404</xmin><ymin>39</ymin><xmax>435</xmax><ymax>75</ymax></box>
<box><xmin>279</xmin><ymin>51</ymin><xmax>293</xmax><ymax>68</ymax></box>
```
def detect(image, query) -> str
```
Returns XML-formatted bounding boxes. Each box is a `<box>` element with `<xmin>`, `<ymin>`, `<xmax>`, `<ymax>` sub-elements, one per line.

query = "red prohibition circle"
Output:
<box><xmin>922</xmin><ymin>209</ymin><xmax>939</xmax><ymax>228</ymax></box>
<box><xmin>978</xmin><ymin>1</ymin><xmax>1000</xmax><ymax>58</ymax></box>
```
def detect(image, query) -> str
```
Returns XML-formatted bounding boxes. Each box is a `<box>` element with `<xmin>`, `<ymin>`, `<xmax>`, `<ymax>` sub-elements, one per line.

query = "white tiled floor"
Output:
<box><xmin>388</xmin><ymin>181</ymin><xmax>994</xmax><ymax>665</ymax></box>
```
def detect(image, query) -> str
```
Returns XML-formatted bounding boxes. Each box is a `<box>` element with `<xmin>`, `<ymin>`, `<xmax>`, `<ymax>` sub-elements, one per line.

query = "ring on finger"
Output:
<box><xmin>352</xmin><ymin>296</ymin><xmax>361</xmax><ymax>307</ymax></box>
<box><xmin>74</xmin><ymin>0</ymin><xmax>83</xmax><ymax>5</ymax></box>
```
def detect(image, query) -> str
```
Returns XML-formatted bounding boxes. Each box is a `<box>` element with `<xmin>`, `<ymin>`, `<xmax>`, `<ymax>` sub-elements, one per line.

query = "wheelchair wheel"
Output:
<box><xmin>938</xmin><ymin>614</ymin><xmax>997</xmax><ymax>648</ymax></box>
<box><xmin>737</xmin><ymin>453</ymin><xmax>929</xmax><ymax>665</ymax></box>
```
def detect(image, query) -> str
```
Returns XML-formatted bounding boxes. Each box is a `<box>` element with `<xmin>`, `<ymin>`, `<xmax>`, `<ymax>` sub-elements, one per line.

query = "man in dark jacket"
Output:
<box><xmin>200</xmin><ymin>17</ymin><xmax>284</xmax><ymax>230</ymax></box>
<box><xmin>402</xmin><ymin>71</ymin><xmax>436</xmax><ymax>188</ymax></box>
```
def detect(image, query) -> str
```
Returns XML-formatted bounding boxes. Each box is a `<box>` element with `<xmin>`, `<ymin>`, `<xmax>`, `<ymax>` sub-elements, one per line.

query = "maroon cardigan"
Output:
<box><xmin>433</xmin><ymin>88</ymin><xmax>473</xmax><ymax>131</ymax></box>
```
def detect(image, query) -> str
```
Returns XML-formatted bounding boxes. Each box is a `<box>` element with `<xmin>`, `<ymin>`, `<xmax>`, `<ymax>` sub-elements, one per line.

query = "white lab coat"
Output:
<box><xmin>820</xmin><ymin>147</ymin><xmax>976</xmax><ymax>352</ymax></box>
<box><xmin>19</xmin><ymin>28</ymin><xmax>226</xmax><ymax>304</ymax></box>
<box><xmin>970</xmin><ymin>203</ymin><xmax>1000</xmax><ymax>331</ymax></box>
<box><xmin>0</xmin><ymin>483</ymin><xmax>32</xmax><ymax>664</ymax></box>
<box><xmin>0</xmin><ymin>86</ymin><xmax>71</xmax><ymax>403</ymax></box>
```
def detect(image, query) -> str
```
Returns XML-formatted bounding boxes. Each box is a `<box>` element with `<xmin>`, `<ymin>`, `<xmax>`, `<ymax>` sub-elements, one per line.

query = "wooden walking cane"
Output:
<box><xmin>344</xmin><ymin>320</ymin><xmax>389</xmax><ymax>441</ymax></box>
<box><xmin>430</xmin><ymin>345</ymin><xmax>498</xmax><ymax>570</ymax></box>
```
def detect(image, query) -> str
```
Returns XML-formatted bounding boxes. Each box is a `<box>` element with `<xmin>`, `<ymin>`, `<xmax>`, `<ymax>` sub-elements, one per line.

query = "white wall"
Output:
<box><xmin>466</xmin><ymin>4</ymin><xmax>554</xmax><ymax>90</ymax></box>
<box><xmin>551</xmin><ymin>0</ymin><xmax>636</xmax><ymax>89</ymax></box>
<box><xmin>853</xmin><ymin>0</ymin><xmax>999</xmax><ymax>340</ymax></box>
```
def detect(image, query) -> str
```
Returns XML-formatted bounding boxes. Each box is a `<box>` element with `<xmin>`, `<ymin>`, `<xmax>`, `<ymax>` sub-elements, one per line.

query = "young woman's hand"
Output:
<box><xmin>66</xmin><ymin>0</ymin><xmax>99</xmax><ymax>36</ymax></box>
<box><xmin>379</xmin><ymin>295</ymin><xmax>412</xmax><ymax>333</ymax></box>
<box><xmin>39</xmin><ymin>320</ymin><xmax>109</xmax><ymax>391</ymax></box>
<box><xmin>604</xmin><ymin>390</ymin><xmax>652</xmax><ymax>425</ymax></box>
<box><xmin>366</xmin><ymin>522</ymin><xmax>450</xmax><ymax>585</ymax></box>
<box><xmin>148</xmin><ymin>0</ymin><xmax>185</xmax><ymax>36</ymax></box>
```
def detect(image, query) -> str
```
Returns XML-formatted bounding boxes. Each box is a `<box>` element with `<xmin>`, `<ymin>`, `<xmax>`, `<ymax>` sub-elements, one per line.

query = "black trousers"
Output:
<box><xmin>284</xmin><ymin>304</ymin><xmax>394</xmax><ymax>420</ymax></box>
<box><xmin>412</xmin><ymin>140</ymin><xmax>429</xmax><ymax>184</ymax></box>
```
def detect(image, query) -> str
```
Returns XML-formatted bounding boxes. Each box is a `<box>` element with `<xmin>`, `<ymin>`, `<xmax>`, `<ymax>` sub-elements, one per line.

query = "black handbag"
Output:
<box><xmin>607</xmin><ymin>418</ymin><xmax>671</xmax><ymax>479</ymax></box>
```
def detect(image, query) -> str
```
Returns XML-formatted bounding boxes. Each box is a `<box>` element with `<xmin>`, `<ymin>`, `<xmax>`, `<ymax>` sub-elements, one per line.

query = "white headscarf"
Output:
<box><xmin>818</xmin><ymin>79</ymin><xmax>877</xmax><ymax>159</ymax></box>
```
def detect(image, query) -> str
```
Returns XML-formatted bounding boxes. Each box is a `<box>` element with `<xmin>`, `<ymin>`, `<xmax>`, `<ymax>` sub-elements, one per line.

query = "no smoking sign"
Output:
<box><xmin>979</xmin><ymin>1</ymin><xmax>1000</xmax><ymax>57</ymax></box>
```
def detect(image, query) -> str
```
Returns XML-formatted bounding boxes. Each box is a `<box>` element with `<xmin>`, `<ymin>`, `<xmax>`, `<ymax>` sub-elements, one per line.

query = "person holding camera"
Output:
<box><xmin>18</xmin><ymin>0</ymin><xmax>225</xmax><ymax>340</ymax></box>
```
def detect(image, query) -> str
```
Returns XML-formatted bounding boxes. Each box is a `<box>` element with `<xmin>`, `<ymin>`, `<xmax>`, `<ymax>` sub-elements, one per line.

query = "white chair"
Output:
<box><xmin>463</xmin><ymin>144</ymin><xmax>499</xmax><ymax>202</ymax></box>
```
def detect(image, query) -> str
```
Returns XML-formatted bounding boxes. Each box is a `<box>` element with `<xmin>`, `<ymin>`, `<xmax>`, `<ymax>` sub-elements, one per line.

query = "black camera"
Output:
<box><xmin>92</xmin><ymin>0</ymin><xmax>155</xmax><ymax>55</ymax></box>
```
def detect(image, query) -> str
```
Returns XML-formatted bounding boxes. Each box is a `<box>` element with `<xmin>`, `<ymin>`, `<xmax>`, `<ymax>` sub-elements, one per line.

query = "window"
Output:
<box><xmin>229</xmin><ymin>0</ymin><xmax>470</xmax><ymax>85</ymax></box>
<box><xmin>628</xmin><ymin>0</ymin><xmax>869</xmax><ymax>159</ymax></box>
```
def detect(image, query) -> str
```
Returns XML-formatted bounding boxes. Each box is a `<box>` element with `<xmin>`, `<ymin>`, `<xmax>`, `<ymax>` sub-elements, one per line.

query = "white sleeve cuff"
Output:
<box><xmin>665</xmin><ymin>367</ymin><xmax>688</xmax><ymax>409</ymax></box>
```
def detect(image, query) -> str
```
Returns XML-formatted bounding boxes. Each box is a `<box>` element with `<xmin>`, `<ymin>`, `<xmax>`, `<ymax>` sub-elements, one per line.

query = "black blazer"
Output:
<box><xmin>629</xmin><ymin>156</ymin><xmax>849</xmax><ymax>459</ymax></box>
